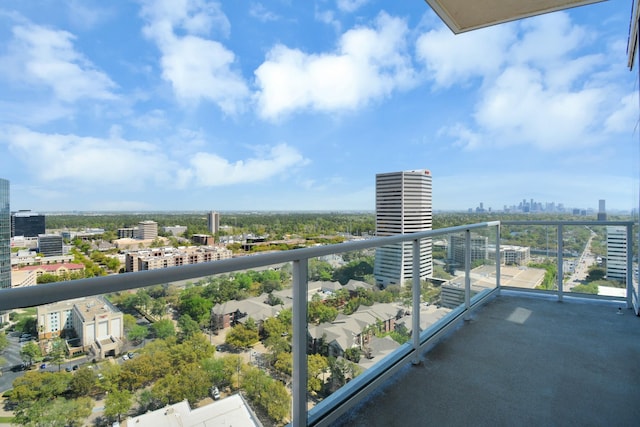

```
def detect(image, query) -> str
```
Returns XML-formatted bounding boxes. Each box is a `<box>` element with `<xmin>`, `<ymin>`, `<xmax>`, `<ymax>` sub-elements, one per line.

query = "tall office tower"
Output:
<box><xmin>374</xmin><ymin>170</ymin><xmax>433</xmax><ymax>288</ymax></box>
<box><xmin>11</xmin><ymin>210</ymin><xmax>45</xmax><ymax>237</ymax></box>
<box><xmin>207</xmin><ymin>211</ymin><xmax>220</xmax><ymax>235</ymax></box>
<box><xmin>0</xmin><ymin>179</ymin><xmax>10</xmax><ymax>288</ymax></box>
<box><xmin>606</xmin><ymin>226</ymin><xmax>627</xmax><ymax>282</ymax></box>
<box><xmin>136</xmin><ymin>220</ymin><xmax>158</xmax><ymax>240</ymax></box>
<box><xmin>597</xmin><ymin>199</ymin><xmax>607</xmax><ymax>221</ymax></box>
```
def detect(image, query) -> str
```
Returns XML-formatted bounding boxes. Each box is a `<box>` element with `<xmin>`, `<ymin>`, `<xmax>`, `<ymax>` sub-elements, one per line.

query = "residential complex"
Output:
<box><xmin>11</xmin><ymin>210</ymin><xmax>45</xmax><ymax>237</ymax></box>
<box><xmin>0</xmin><ymin>178</ymin><xmax>10</xmax><ymax>289</ymax></box>
<box><xmin>125</xmin><ymin>245</ymin><xmax>233</xmax><ymax>272</ymax></box>
<box><xmin>606</xmin><ymin>226</ymin><xmax>627</xmax><ymax>282</ymax></box>
<box><xmin>37</xmin><ymin>296</ymin><xmax>124</xmax><ymax>359</ymax></box>
<box><xmin>374</xmin><ymin>170</ymin><xmax>433</xmax><ymax>287</ymax></box>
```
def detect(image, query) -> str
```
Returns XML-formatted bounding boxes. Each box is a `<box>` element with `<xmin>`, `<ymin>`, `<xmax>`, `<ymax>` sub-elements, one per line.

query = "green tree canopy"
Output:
<box><xmin>104</xmin><ymin>389</ymin><xmax>133</xmax><ymax>422</ymax></box>
<box><xmin>20</xmin><ymin>341</ymin><xmax>42</xmax><ymax>366</ymax></box>
<box><xmin>150</xmin><ymin>319</ymin><xmax>176</xmax><ymax>339</ymax></box>
<box><xmin>225</xmin><ymin>322</ymin><xmax>259</xmax><ymax>349</ymax></box>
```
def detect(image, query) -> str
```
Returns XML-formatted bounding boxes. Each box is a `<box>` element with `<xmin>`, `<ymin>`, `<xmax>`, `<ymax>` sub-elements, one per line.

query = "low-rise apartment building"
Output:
<box><xmin>16</xmin><ymin>262</ymin><xmax>85</xmax><ymax>278</ymax></box>
<box><xmin>125</xmin><ymin>245</ymin><xmax>233</xmax><ymax>272</ymax></box>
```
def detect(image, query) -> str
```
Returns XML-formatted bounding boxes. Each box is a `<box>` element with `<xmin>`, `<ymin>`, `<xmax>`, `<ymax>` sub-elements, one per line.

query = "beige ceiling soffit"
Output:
<box><xmin>628</xmin><ymin>0</ymin><xmax>639</xmax><ymax>69</ymax></box>
<box><xmin>424</xmin><ymin>0</ymin><xmax>606</xmax><ymax>34</ymax></box>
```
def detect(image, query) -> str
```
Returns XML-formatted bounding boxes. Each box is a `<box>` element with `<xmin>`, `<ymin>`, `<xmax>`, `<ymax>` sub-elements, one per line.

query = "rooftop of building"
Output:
<box><xmin>127</xmin><ymin>394</ymin><xmax>262</xmax><ymax>427</ymax></box>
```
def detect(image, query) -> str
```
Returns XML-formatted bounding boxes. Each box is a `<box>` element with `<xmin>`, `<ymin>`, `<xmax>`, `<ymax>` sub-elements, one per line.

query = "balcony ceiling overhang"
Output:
<box><xmin>424</xmin><ymin>0</ymin><xmax>606</xmax><ymax>34</ymax></box>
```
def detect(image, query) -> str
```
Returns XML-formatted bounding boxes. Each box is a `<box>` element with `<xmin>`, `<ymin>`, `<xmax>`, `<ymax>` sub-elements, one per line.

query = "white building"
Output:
<box><xmin>136</xmin><ymin>220</ymin><xmax>158</xmax><ymax>240</ymax></box>
<box><xmin>37</xmin><ymin>296</ymin><xmax>124</xmax><ymax>359</ymax></box>
<box><xmin>488</xmin><ymin>245</ymin><xmax>530</xmax><ymax>266</ymax></box>
<box><xmin>606</xmin><ymin>226</ymin><xmax>627</xmax><ymax>282</ymax></box>
<box><xmin>374</xmin><ymin>170</ymin><xmax>433</xmax><ymax>287</ymax></box>
<box><xmin>127</xmin><ymin>394</ymin><xmax>262</xmax><ymax>427</ymax></box>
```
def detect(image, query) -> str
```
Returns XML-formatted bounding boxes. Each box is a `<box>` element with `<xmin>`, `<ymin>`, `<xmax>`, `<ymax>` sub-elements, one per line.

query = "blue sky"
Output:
<box><xmin>0</xmin><ymin>0</ymin><xmax>637</xmax><ymax>212</ymax></box>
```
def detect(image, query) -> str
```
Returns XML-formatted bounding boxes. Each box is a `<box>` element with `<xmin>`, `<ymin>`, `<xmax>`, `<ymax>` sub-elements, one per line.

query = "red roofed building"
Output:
<box><xmin>16</xmin><ymin>262</ymin><xmax>85</xmax><ymax>278</ymax></box>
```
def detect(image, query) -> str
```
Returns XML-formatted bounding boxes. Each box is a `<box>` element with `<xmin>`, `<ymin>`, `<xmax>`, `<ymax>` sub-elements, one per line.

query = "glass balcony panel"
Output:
<box><xmin>2</xmin><ymin>219</ymin><xmax>631</xmax><ymax>427</ymax></box>
<box><xmin>499</xmin><ymin>224</ymin><xmax>557</xmax><ymax>293</ymax></box>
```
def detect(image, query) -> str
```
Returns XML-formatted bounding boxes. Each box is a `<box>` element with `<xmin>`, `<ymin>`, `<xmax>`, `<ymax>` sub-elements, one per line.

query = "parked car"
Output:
<box><xmin>39</xmin><ymin>363</ymin><xmax>46</xmax><ymax>369</ymax></box>
<box><xmin>72</xmin><ymin>365</ymin><xmax>79</xmax><ymax>370</ymax></box>
<box><xmin>65</xmin><ymin>366</ymin><xmax>72</xmax><ymax>372</ymax></box>
<box><xmin>122</xmin><ymin>354</ymin><xmax>129</xmax><ymax>361</ymax></box>
<box><xmin>210</xmin><ymin>386</ymin><xmax>220</xmax><ymax>400</ymax></box>
<box><xmin>127</xmin><ymin>352</ymin><xmax>135</xmax><ymax>359</ymax></box>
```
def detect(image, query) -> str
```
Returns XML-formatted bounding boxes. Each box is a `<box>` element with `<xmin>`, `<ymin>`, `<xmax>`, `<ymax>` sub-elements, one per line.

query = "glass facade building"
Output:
<box><xmin>0</xmin><ymin>178</ymin><xmax>10</xmax><ymax>289</ymax></box>
<box><xmin>11</xmin><ymin>210</ymin><xmax>45</xmax><ymax>237</ymax></box>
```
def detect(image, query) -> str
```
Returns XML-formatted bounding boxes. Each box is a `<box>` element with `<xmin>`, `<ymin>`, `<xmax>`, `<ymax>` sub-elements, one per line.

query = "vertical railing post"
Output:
<box><xmin>495</xmin><ymin>224</ymin><xmax>501</xmax><ymax>292</ymax></box>
<box><xmin>292</xmin><ymin>259</ymin><xmax>308</xmax><ymax>427</ymax></box>
<box><xmin>412</xmin><ymin>239</ymin><xmax>421</xmax><ymax>364</ymax></box>
<box><xmin>464</xmin><ymin>229</ymin><xmax>471</xmax><ymax>319</ymax></box>
<box><xmin>626</xmin><ymin>224</ymin><xmax>633</xmax><ymax>309</ymax></box>
<box><xmin>557</xmin><ymin>225</ymin><xmax>564</xmax><ymax>302</ymax></box>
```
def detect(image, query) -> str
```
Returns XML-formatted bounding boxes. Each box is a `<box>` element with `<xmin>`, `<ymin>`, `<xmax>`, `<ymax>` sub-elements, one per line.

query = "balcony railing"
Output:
<box><xmin>0</xmin><ymin>219</ymin><xmax>635</xmax><ymax>426</ymax></box>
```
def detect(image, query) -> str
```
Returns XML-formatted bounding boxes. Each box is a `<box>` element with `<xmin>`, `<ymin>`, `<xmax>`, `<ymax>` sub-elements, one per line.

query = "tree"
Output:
<box><xmin>307</xmin><ymin>353</ymin><xmax>329</xmax><ymax>394</ymax></box>
<box><xmin>104</xmin><ymin>389</ymin><xmax>133</xmax><ymax>422</ymax></box>
<box><xmin>179</xmin><ymin>295</ymin><xmax>213</xmax><ymax>324</ymax></box>
<box><xmin>20</xmin><ymin>341</ymin><xmax>41</xmax><ymax>366</ymax></box>
<box><xmin>225</xmin><ymin>322</ymin><xmax>259</xmax><ymax>349</ymax></box>
<box><xmin>586</xmin><ymin>266</ymin><xmax>606</xmax><ymax>282</ymax></box>
<box><xmin>17</xmin><ymin>396</ymin><xmax>93</xmax><ymax>427</ymax></box>
<box><xmin>0</xmin><ymin>331</ymin><xmax>9</xmax><ymax>352</ymax></box>
<box><xmin>150</xmin><ymin>319</ymin><xmax>176</xmax><ymax>339</ymax></box>
<box><xmin>123</xmin><ymin>314</ymin><xmax>137</xmax><ymax>331</ymax></box>
<box><xmin>178</xmin><ymin>314</ymin><xmax>201</xmax><ymax>340</ymax></box>
<box><xmin>70</xmin><ymin>367</ymin><xmax>97</xmax><ymax>397</ymax></box>
<box><xmin>128</xmin><ymin>324</ymin><xmax>149</xmax><ymax>344</ymax></box>
<box><xmin>49</xmin><ymin>338</ymin><xmax>67</xmax><ymax>371</ymax></box>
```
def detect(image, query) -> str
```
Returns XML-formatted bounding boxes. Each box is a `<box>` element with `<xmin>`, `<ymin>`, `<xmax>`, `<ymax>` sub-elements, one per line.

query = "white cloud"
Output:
<box><xmin>415</xmin><ymin>23</ymin><xmax>514</xmax><ymax>88</ymax></box>
<box><xmin>418</xmin><ymin>12</ymin><xmax>631</xmax><ymax>151</ymax></box>
<box><xmin>1</xmin><ymin>126</ymin><xmax>170</xmax><ymax>188</ymax></box>
<box><xmin>140</xmin><ymin>0</ymin><xmax>230</xmax><ymax>38</ymax></box>
<box><xmin>473</xmin><ymin>65</ymin><xmax>606</xmax><ymax>150</ymax></box>
<box><xmin>67</xmin><ymin>0</ymin><xmax>113</xmax><ymax>30</ymax></box>
<box><xmin>188</xmin><ymin>144</ymin><xmax>308</xmax><ymax>186</ymax></box>
<box><xmin>0</xmin><ymin>126</ymin><xmax>307</xmax><ymax>191</ymax></box>
<box><xmin>140</xmin><ymin>0</ymin><xmax>248</xmax><ymax>114</ymax></box>
<box><xmin>605</xmin><ymin>93</ymin><xmax>638</xmax><ymax>134</ymax></box>
<box><xmin>254</xmin><ymin>12</ymin><xmax>416</xmax><ymax>120</ymax></box>
<box><xmin>0</xmin><ymin>24</ymin><xmax>117</xmax><ymax>103</ymax></box>
<box><xmin>159</xmin><ymin>35</ymin><xmax>250</xmax><ymax>113</ymax></box>
<box><xmin>337</xmin><ymin>0</ymin><xmax>369</xmax><ymax>13</ymax></box>
<box><xmin>509</xmin><ymin>13</ymin><xmax>587</xmax><ymax>68</ymax></box>
<box><xmin>250</xmin><ymin>3</ymin><xmax>279</xmax><ymax>22</ymax></box>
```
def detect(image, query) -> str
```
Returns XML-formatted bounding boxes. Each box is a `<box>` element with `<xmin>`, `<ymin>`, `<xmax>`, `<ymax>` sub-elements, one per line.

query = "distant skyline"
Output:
<box><xmin>0</xmin><ymin>1</ymin><xmax>637</xmax><ymax>212</ymax></box>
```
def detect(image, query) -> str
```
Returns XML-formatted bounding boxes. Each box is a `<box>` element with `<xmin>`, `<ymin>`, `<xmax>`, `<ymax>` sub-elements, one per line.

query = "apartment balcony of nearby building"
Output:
<box><xmin>0</xmin><ymin>219</ymin><xmax>637</xmax><ymax>426</ymax></box>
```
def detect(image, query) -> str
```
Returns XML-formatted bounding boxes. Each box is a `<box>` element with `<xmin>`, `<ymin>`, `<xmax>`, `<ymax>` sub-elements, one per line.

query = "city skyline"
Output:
<box><xmin>0</xmin><ymin>1</ymin><xmax>636</xmax><ymax>212</ymax></box>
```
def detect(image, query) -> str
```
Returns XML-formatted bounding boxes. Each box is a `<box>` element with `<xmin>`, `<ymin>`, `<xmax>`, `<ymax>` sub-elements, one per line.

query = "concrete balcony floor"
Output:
<box><xmin>336</xmin><ymin>292</ymin><xmax>640</xmax><ymax>427</ymax></box>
